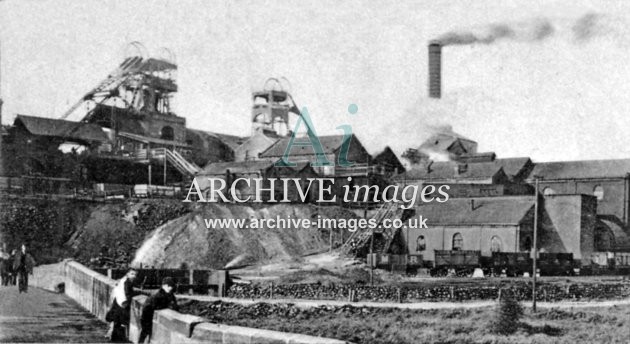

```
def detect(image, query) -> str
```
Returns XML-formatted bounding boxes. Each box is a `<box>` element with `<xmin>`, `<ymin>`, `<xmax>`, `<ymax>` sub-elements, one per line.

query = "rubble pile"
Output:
<box><xmin>228</xmin><ymin>281</ymin><xmax>630</xmax><ymax>302</ymax></box>
<box><xmin>178</xmin><ymin>300</ymin><xmax>419</xmax><ymax>344</ymax></box>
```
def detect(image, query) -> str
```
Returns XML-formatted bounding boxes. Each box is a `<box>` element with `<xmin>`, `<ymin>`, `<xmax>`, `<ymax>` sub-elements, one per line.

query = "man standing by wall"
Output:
<box><xmin>138</xmin><ymin>277</ymin><xmax>178</xmax><ymax>343</ymax></box>
<box><xmin>12</xmin><ymin>244</ymin><xmax>35</xmax><ymax>293</ymax></box>
<box><xmin>106</xmin><ymin>268</ymin><xmax>138</xmax><ymax>342</ymax></box>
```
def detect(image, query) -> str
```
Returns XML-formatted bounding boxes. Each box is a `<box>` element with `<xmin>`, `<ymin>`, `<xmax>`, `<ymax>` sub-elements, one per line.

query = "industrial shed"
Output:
<box><xmin>528</xmin><ymin>159</ymin><xmax>630</xmax><ymax>227</ymax></box>
<box><xmin>403</xmin><ymin>196</ymin><xmax>535</xmax><ymax>262</ymax></box>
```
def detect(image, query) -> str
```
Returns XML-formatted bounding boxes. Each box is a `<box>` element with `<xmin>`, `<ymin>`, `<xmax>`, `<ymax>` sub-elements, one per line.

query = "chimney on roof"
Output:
<box><xmin>428</xmin><ymin>41</ymin><xmax>442</xmax><ymax>98</ymax></box>
<box><xmin>470</xmin><ymin>199</ymin><xmax>475</xmax><ymax>211</ymax></box>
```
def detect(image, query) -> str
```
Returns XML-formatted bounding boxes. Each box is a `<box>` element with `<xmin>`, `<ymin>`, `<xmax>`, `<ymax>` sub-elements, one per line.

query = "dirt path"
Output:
<box><xmin>0</xmin><ymin>285</ymin><xmax>110</xmax><ymax>343</ymax></box>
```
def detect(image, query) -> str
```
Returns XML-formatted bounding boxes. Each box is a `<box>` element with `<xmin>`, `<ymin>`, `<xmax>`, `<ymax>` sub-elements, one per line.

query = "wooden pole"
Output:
<box><xmin>189</xmin><ymin>269</ymin><xmax>194</xmax><ymax>295</ymax></box>
<box><xmin>532</xmin><ymin>177</ymin><xmax>540</xmax><ymax>312</ymax></box>
<box><xmin>163</xmin><ymin>148</ymin><xmax>167</xmax><ymax>185</ymax></box>
<box><xmin>366</xmin><ymin>165</ymin><xmax>374</xmax><ymax>286</ymax></box>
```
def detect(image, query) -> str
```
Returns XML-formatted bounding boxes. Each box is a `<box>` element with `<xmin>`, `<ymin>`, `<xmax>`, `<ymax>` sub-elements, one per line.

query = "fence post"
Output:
<box><xmin>270</xmin><ymin>282</ymin><xmax>274</xmax><ymax>299</ymax></box>
<box><xmin>207</xmin><ymin>271</ymin><xmax>213</xmax><ymax>296</ymax></box>
<box><xmin>107</xmin><ymin>269</ymin><xmax>112</xmax><ymax>279</ymax></box>
<box><xmin>189</xmin><ymin>269</ymin><xmax>194</xmax><ymax>295</ymax></box>
<box><xmin>397</xmin><ymin>288</ymin><xmax>402</xmax><ymax>303</ymax></box>
<box><xmin>450</xmin><ymin>286</ymin><xmax>455</xmax><ymax>300</ymax></box>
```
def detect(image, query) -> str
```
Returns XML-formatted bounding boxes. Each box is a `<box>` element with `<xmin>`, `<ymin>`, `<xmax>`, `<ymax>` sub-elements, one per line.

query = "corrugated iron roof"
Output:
<box><xmin>15</xmin><ymin>115</ymin><xmax>108</xmax><ymax>143</ymax></box>
<box><xmin>417</xmin><ymin>197</ymin><xmax>535</xmax><ymax>226</ymax></box>
<box><xmin>529</xmin><ymin>159</ymin><xmax>630</xmax><ymax>180</ymax></box>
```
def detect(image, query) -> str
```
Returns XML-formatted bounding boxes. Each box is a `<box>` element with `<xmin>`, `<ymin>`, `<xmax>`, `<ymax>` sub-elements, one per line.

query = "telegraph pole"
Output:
<box><xmin>532</xmin><ymin>176</ymin><xmax>540</xmax><ymax>312</ymax></box>
<box><xmin>366</xmin><ymin>162</ymin><xmax>374</xmax><ymax>286</ymax></box>
<box><xmin>0</xmin><ymin>38</ymin><xmax>3</xmax><ymax>126</ymax></box>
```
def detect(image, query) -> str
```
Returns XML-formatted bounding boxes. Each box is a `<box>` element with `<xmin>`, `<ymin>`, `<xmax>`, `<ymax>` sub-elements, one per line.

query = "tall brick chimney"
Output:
<box><xmin>428</xmin><ymin>41</ymin><xmax>442</xmax><ymax>98</ymax></box>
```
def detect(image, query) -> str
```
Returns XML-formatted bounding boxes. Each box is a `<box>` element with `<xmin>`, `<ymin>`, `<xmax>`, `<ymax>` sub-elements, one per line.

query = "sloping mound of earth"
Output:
<box><xmin>132</xmin><ymin>204</ymin><xmax>359</xmax><ymax>269</ymax></box>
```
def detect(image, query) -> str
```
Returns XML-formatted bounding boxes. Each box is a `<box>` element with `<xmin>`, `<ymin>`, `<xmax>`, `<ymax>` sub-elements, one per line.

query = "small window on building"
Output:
<box><xmin>490</xmin><ymin>236</ymin><xmax>502</xmax><ymax>253</ymax></box>
<box><xmin>593</xmin><ymin>185</ymin><xmax>604</xmax><ymax>201</ymax></box>
<box><xmin>523</xmin><ymin>236</ymin><xmax>532</xmax><ymax>251</ymax></box>
<box><xmin>543</xmin><ymin>187</ymin><xmax>555</xmax><ymax>196</ymax></box>
<box><xmin>416</xmin><ymin>235</ymin><xmax>426</xmax><ymax>252</ymax></box>
<box><xmin>161</xmin><ymin>126</ymin><xmax>174</xmax><ymax>141</ymax></box>
<box><xmin>452</xmin><ymin>233</ymin><xmax>463</xmax><ymax>251</ymax></box>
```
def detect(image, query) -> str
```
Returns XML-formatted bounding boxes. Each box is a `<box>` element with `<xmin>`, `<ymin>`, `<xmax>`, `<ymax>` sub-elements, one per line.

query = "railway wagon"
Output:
<box><xmin>537</xmin><ymin>253</ymin><xmax>575</xmax><ymax>276</ymax></box>
<box><xmin>429</xmin><ymin>250</ymin><xmax>577</xmax><ymax>277</ymax></box>
<box><xmin>489</xmin><ymin>252</ymin><xmax>531</xmax><ymax>277</ymax></box>
<box><xmin>432</xmin><ymin>250</ymin><xmax>481</xmax><ymax>277</ymax></box>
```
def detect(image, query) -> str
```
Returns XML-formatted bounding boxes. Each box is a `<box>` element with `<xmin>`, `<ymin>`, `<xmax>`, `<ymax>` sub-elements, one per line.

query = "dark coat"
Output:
<box><xmin>0</xmin><ymin>258</ymin><xmax>7</xmax><ymax>275</ymax></box>
<box><xmin>106</xmin><ymin>277</ymin><xmax>136</xmax><ymax>324</ymax></box>
<box><xmin>12</xmin><ymin>251</ymin><xmax>35</xmax><ymax>273</ymax></box>
<box><xmin>140</xmin><ymin>288</ymin><xmax>178</xmax><ymax>329</ymax></box>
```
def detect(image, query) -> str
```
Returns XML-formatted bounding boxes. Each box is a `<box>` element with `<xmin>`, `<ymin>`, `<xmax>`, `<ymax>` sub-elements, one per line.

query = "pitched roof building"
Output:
<box><xmin>394</xmin><ymin>161</ymin><xmax>508</xmax><ymax>184</ymax></box>
<box><xmin>13</xmin><ymin>114</ymin><xmax>108</xmax><ymax>144</ymax></box>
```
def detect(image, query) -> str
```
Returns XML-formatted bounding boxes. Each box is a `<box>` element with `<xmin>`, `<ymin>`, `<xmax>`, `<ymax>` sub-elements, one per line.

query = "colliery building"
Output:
<box><xmin>1</xmin><ymin>42</ymin><xmax>630</xmax><ymax>269</ymax></box>
<box><xmin>395</xmin><ymin>132</ymin><xmax>629</xmax><ymax>264</ymax></box>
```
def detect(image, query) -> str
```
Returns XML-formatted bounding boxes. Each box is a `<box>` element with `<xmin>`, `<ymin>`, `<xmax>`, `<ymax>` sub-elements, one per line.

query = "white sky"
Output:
<box><xmin>1</xmin><ymin>0</ymin><xmax>630</xmax><ymax>162</ymax></box>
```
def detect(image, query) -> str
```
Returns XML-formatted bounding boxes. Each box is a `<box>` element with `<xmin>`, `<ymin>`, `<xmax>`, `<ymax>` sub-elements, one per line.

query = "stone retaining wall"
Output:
<box><xmin>32</xmin><ymin>260</ymin><xmax>349</xmax><ymax>344</ymax></box>
<box><xmin>30</xmin><ymin>261</ymin><xmax>66</xmax><ymax>292</ymax></box>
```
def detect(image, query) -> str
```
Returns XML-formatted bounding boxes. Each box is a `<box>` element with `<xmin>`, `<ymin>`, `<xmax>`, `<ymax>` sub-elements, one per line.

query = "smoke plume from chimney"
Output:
<box><xmin>435</xmin><ymin>18</ymin><xmax>554</xmax><ymax>46</ymax></box>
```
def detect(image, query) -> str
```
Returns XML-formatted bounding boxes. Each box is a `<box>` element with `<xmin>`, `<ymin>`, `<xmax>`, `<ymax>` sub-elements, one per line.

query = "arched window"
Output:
<box><xmin>543</xmin><ymin>187</ymin><xmax>555</xmax><ymax>196</ymax></box>
<box><xmin>596</xmin><ymin>231</ymin><xmax>612</xmax><ymax>251</ymax></box>
<box><xmin>452</xmin><ymin>233</ymin><xmax>463</xmax><ymax>251</ymax></box>
<box><xmin>416</xmin><ymin>235</ymin><xmax>426</xmax><ymax>252</ymax></box>
<box><xmin>490</xmin><ymin>236</ymin><xmax>502</xmax><ymax>252</ymax></box>
<box><xmin>161</xmin><ymin>126</ymin><xmax>174</xmax><ymax>141</ymax></box>
<box><xmin>593</xmin><ymin>185</ymin><xmax>604</xmax><ymax>201</ymax></box>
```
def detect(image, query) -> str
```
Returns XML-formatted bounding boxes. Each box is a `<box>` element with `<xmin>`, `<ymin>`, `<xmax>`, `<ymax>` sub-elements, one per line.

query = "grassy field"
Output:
<box><xmin>180</xmin><ymin>300</ymin><xmax>630</xmax><ymax>344</ymax></box>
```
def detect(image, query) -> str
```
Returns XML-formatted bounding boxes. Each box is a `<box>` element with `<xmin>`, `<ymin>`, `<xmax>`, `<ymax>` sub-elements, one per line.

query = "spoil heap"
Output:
<box><xmin>132</xmin><ymin>203</ymin><xmax>358</xmax><ymax>269</ymax></box>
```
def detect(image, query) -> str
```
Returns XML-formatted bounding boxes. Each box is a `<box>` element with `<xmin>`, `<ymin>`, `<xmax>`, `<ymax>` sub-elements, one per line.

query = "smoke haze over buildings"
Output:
<box><xmin>2</xmin><ymin>1</ymin><xmax>630</xmax><ymax>162</ymax></box>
